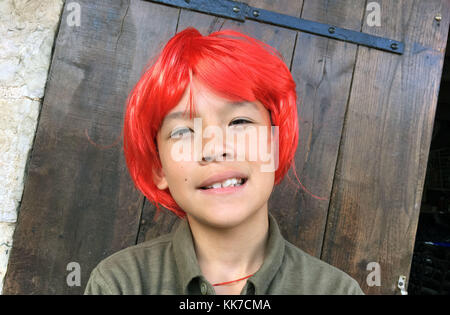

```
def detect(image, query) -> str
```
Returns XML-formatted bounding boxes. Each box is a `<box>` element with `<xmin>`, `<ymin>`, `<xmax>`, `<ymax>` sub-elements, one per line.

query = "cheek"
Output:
<box><xmin>231</xmin><ymin>126</ymin><xmax>277</xmax><ymax>166</ymax></box>
<box><xmin>162</xmin><ymin>159</ymin><xmax>195</xmax><ymax>191</ymax></box>
<box><xmin>249</xmin><ymin>165</ymin><xmax>275</xmax><ymax>203</ymax></box>
<box><xmin>157</xmin><ymin>135</ymin><xmax>197</xmax><ymax>195</ymax></box>
<box><xmin>253</xmin><ymin>165</ymin><xmax>275</xmax><ymax>183</ymax></box>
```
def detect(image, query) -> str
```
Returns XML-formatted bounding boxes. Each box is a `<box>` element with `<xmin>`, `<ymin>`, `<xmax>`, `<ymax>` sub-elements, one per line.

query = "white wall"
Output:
<box><xmin>0</xmin><ymin>0</ymin><xmax>64</xmax><ymax>294</ymax></box>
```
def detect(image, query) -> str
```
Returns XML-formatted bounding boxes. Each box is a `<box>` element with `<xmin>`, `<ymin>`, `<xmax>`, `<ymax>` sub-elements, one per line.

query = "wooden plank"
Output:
<box><xmin>270</xmin><ymin>0</ymin><xmax>366</xmax><ymax>258</ymax></box>
<box><xmin>137</xmin><ymin>0</ymin><xmax>304</xmax><ymax>243</ymax></box>
<box><xmin>3</xmin><ymin>0</ymin><xmax>180</xmax><ymax>294</ymax></box>
<box><xmin>321</xmin><ymin>0</ymin><xmax>450</xmax><ymax>294</ymax></box>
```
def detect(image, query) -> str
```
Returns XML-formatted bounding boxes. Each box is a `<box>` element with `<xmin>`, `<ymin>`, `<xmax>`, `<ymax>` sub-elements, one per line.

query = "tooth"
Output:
<box><xmin>222</xmin><ymin>179</ymin><xmax>233</xmax><ymax>187</ymax></box>
<box><xmin>204</xmin><ymin>177</ymin><xmax>245</xmax><ymax>189</ymax></box>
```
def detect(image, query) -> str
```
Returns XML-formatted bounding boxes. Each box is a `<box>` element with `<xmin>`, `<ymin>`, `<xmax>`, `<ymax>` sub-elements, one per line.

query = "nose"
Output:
<box><xmin>201</xmin><ymin>153</ymin><xmax>226</xmax><ymax>163</ymax></box>
<box><xmin>198</xmin><ymin>127</ymin><xmax>234</xmax><ymax>164</ymax></box>
<box><xmin>200</xmin><ymin>144</ymin><xmax>233</xmax><ymax>164</ymax></box>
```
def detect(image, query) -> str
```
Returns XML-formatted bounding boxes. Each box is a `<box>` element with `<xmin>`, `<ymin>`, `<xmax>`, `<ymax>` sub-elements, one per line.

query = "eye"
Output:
<box><xmin>230</xmin><ymin>118</ymin><xmax>252</xmax><ymax>126</ymax></box>
<box><xmin>170</xmin><ymin>127</ymin><xmax>192</xmax><ymax>139</ymax></box>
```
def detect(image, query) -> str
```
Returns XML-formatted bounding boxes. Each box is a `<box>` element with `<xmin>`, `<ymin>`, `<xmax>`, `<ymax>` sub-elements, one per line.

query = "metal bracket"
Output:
<box><xmin>398</xmin><ymin>275</ymin><xmax>408</xmax><ymax>295</ymax></box>
<box><xmin>147</xmin><ymin>0</ymin><xmax>404</xmax><ymax>55</ymax></box>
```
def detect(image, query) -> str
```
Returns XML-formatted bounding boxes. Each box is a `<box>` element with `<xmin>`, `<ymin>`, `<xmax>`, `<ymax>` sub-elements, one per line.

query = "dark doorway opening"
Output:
<box><xmin>408</xmin><ymin>34</ymin><xmax>450</xmax><ymax>295</ymax></box>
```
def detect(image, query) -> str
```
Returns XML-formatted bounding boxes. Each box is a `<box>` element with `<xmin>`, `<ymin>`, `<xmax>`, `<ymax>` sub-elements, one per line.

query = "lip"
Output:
<box><xmin>197</xmin><ymin>170</ymin><xmax>248</xmax><ymax>189</ymax></box>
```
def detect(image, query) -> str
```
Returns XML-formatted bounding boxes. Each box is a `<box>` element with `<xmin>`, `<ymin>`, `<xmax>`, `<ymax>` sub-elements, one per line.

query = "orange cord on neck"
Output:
<box><xmin>212</xmin><ymin>273</ymin><xmax>254</xmax><ymax>286</ymax></box>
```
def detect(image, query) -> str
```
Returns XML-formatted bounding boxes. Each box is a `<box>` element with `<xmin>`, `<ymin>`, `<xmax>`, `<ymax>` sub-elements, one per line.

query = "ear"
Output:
<box><xmin>152</xmin><ymin>167</ymin><xmax>169</xmax><ymax>190</ymax></box>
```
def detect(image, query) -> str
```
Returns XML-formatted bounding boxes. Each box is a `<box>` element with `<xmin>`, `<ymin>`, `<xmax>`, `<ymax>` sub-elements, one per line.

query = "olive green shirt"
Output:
<box><xmin>84</xmin><ymin>213</ymin><xmax>364</xmax><ymax>295</ymax></box>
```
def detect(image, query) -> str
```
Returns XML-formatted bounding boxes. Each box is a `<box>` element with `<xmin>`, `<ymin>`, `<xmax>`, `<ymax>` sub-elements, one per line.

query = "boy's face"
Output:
<box><xmin>155</xmin><ymin>79</ymin><xmax>276</xmax><ymax>229</ymax></box>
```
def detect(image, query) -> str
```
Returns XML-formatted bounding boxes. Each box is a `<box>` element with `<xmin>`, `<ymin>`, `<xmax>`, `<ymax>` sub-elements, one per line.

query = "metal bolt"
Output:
<box><xmin>252</xmin><ymin>10</ymin><xmax>260</xmax><ymax>17</ymax></box>
<box><xmin>328</xmin><ymin>26</ymin><xmax>335</xmax><ymax>34</ymax></box>
<box><xmin>391</xmin><ymin>43</ymin><xmax>398</xmax><ymax>50</ymax></box>
<box><xmin>435</xmin><ymin>14</ymin><xmax>442</xmax><ymax>22</ymax></box>
<box><xmin>233</xmin><ymin>6</ymin><xmax>240</xmax><ymax>13</ymax></box>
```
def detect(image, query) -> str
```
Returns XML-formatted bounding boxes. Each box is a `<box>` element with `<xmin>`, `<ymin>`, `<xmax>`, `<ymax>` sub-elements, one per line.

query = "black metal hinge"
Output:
<box><xmin>147</xmin><ymin>0</ymin><xmax>404</xmax><ymax>55</ymax></box>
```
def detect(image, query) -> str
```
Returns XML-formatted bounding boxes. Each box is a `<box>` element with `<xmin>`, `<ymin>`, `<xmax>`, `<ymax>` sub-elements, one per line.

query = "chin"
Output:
<box><xmin>190</xmin><ymin>207</ymin><xmax>254</xmax><ymax>229</ymax></box>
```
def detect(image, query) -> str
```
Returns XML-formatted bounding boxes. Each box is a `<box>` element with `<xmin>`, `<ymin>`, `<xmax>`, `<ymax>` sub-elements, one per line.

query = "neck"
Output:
<box><xmin>187</xmin><ymin>207</ymin><xmax>269</xmax><ymax>285</ymax></box>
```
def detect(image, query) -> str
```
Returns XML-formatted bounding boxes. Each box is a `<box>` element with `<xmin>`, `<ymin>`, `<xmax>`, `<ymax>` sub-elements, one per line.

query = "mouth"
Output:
<box><xmin>197</xmin><ymin>176</ymin><xmax>249</xmax><ymax>195</ymax></box>
<box><xmin>198</xmin><ymin>177</ymin><xmax>248</xmax><ymax>190</ymax></box>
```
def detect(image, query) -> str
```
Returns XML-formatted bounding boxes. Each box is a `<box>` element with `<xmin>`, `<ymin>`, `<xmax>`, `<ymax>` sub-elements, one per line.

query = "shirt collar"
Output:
<box><xmin>172</xmin><ymin>212</ymin><xmax>285</xmax><ymax>295</ymax></box>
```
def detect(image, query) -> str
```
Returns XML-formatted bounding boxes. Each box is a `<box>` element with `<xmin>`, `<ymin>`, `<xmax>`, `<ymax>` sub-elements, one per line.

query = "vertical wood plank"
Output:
<box><xmin>271</xmin><ymin>0</ymin><xmax>366</xmax><ymax>257</ymax></box>
<box><xmin>321</xmin><ymin>0</ymin><xmax>450</xmax><ymax>294</ymax></box>
<box><xmin>3</xmin><ymin>0</ymin><xmax>180</xmax><ymax>294</ymax></box>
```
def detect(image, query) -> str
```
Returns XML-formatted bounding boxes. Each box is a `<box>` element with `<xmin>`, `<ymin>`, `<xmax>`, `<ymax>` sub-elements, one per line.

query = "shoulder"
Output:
<box><xmin>84</xmin><ymin>233</ymin><xmax>174</xmax><ymax>294</ymax></box>
<box><xmin>98</xmin><ymin>233</ymin><xmax>173</xmax><ymax>269</ymax></box>
<box><xmin>280</xmin><ymin>240</ymin><xmax>364</xmax><ymax>295</ymax></box>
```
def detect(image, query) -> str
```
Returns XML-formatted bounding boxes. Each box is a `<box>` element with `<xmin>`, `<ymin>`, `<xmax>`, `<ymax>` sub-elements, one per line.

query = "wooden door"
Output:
<box><xmin>3</xmin><ymin>0</ymin><xmax>449</xmax><ymax>295</ymax></box>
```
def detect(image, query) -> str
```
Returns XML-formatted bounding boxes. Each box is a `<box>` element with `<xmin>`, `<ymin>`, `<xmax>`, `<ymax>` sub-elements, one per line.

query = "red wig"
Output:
<box><xmin>123</xmin><ymin>27</ymin><xmax>302</xmax><ymax>218</ymax></box>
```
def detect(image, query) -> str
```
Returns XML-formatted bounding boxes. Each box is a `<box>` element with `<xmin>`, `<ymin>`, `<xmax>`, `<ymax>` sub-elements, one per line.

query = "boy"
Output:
<box><xmin>84</xmin><ymin>27</ymin><xmax>364</xmax><ymax>295</ymax></box>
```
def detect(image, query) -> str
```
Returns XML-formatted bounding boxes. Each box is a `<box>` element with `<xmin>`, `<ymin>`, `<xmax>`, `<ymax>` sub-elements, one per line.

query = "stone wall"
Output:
<box><xmin>0</xmin><ymin>0</ymin><xmax>64</xmax><ymax>293</ymax></box>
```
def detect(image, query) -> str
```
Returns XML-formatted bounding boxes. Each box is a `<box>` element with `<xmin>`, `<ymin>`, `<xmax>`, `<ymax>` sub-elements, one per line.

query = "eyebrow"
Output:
<box><xmin>163</xmin><ymin>101</ymin><xmax>257</xmax><ymax>123</ymax></box>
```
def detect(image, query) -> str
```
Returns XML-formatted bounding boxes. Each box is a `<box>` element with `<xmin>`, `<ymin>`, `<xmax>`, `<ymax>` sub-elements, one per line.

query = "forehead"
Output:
<box><xmin>159</xmin><ymin>77</ymin><xmax>271</xmax><ymax>129</ymax></box>
<box><xmin>163</xmin><ymin>100</ymin><xmax>260</xmax><ymax>123</ymax></box>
